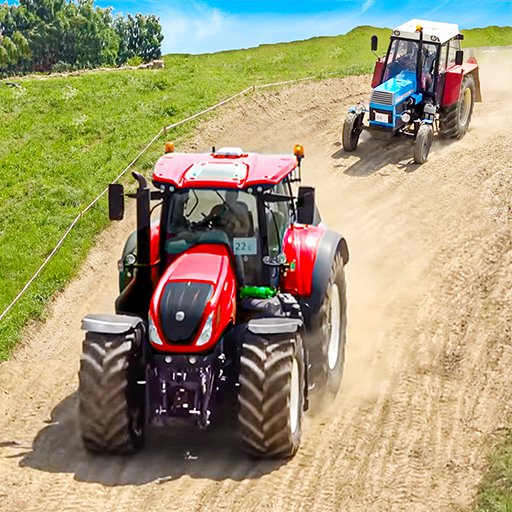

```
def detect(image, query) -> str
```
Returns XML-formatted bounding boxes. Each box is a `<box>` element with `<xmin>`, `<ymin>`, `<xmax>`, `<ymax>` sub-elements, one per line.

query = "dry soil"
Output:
<box><xmin>1</xmin><ymin>50</ymin><xmax>512</xmax><ymax>512</ymax></box>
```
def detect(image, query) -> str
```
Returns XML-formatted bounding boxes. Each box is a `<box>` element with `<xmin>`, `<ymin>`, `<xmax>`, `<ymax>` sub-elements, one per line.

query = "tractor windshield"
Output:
<box><xmin>383</xmin><ymin>39</ymin><xmax>419</xmax><ymax>81</ymax></box>
<box><xmin>164</xmin><ymin>188</ymin><xmax>263</xmax><ymax>284</ymax></box>
<box><xmin>168</xmin><ymin>189</ymin><xmax>256</xmax><ymax>238</ymax></box>
<box><xmin>383</xmin><ymin>38</ymin><xmax>438</xmax><ymax>92</ymax></box>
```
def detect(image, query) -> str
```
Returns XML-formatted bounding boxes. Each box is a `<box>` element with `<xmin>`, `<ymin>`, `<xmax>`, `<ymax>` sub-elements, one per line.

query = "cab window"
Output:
<box><xmin>265</xmin><ymin>182</ymin><xmax>291</xmax><ymax>259</ymax></box>
<box><xmin>439</xmin><ymin>42</ymin><xmax>448</xmax><ymax>72</ymax></box>
<box><xmin>447</xmin><ymin>39</ymin><xmax>461</xmax><ymax>69</ymax></box>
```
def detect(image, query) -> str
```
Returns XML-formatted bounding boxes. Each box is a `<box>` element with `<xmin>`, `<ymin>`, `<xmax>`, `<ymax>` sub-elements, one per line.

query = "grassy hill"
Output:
<box><xmin>0</xmin><ymin>24</ymin><xmax>510</xmax><ymax>359</ymax></box>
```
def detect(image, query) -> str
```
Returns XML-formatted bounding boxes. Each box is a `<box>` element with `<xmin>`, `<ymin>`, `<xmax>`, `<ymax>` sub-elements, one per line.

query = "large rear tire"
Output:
<box><xmin>440</xmin><ymin>74</ymin><xmax>475</xmax><ymax>139</ymax></box>
<box><xmin>79</xmin><ymin>329</ymin><xmax>145</xmax><ymax>454</ymax></box>
<box><xmin>342</xmin><ymin>112</ymin><xmax>363</xmax><ymax>152</ymax></box>
<box><xmin>414</xmin><ymin>124</ymin><xmax>434</xmax><ymax>164</ymax></box>
<box><xmin>238</xmin><ymin>332</ymin><xmax>305</xmax><ymax>458</ymax></box>
<box><xmin>308</xmin><ymin>252</ymin><xmax>347</xmax><ymax>400</ymax></box>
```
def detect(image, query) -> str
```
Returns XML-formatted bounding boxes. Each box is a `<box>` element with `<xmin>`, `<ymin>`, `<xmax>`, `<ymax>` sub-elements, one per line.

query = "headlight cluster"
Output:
<box><xmin>149</xmin><ymin>316</ymin><xmax>164</xmax><ymax>346</ymax></box>
<box><xmin>401</xmin><ymin>112</ymin><xmax>411</xmax><ymax>123</ymax></box>
<box><xmin>149</xmin><ymin>311</ymin><xmax>215</xmax><ymax>348</ymax></box>
<box><xmin>196</xmin><ymin>312</ymin><xmax>214</xmax><ymax>347</ymax></box>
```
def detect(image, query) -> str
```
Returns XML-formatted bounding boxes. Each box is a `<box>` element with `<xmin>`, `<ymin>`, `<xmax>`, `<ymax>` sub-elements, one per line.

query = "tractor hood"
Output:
<box><xmin>373</xmin><ymin>71</ymin><xmax>417</xmax><ymax>106</ymax></box>
<box><xmin>149</xmin><ymin>244</ymin><xmax>237</xmax><ymax>353</ymax></box>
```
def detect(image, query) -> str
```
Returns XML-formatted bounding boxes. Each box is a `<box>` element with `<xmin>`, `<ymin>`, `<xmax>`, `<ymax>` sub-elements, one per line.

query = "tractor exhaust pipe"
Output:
<box><xmin>416</xmin><ymin>28</ymin><xmax>423</xmax><ymax>94</ymax></box>
<box><xmin>132</xmin><ymin>171</ymin><xmax>152</xmax><ymax>313</ymax></box>
<box><xmin>114</xmin><ymin>172</ymin><xmax>153</xmax><ymax>317</ymax></box>
<box><xmin>132</xmin><ymin>171</ymin><xmax>151</xmax><ymax>269</ymax></box>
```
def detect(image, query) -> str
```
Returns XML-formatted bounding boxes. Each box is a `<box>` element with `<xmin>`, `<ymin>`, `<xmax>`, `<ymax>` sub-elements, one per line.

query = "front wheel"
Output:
<box><xmin>414</xmin><ymin>124</ymin><xmax>434</xmax><ymax>164</ymax></box>
<box><xmin>342</xmin><ymin>112</ymin><xmax>363</xmax><ymax>152</ymax></box>
<box><xmin>79</xmin><ymin>329</ymin><xmax>146</xmax><ymax>454</ymax></box>
<box><xmin>238</xmin><ymin>332</ymin><xmax>305</xmax><ymax>458</ymax></box>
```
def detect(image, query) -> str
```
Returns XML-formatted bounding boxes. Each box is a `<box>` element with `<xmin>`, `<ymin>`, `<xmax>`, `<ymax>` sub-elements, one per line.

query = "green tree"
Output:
<box><xmin>0</xmin><ymin>45</ymin><xmax>8</xmax><ymax>69</ymax></box>
<box><xmin>0</xmin><ymin>0</ymin><xmax>162</xmax><ymax>75</ymax></box>
<box><xmin>1</xmin><ymin>35</ymin><xmax>18</xmax><ymax>63</ymax></box>
<box><xmin>114</xmin><ymin>12</ymin><xmax>163</xmax><ymax>64</ymax></box>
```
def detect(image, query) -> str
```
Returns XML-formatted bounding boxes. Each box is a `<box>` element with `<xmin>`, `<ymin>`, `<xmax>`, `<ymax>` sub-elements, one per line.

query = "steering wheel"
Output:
<box><xmin>191</xmin><ymin>211</ymin><xmax>223</xmax><ymax>230</ymax></box>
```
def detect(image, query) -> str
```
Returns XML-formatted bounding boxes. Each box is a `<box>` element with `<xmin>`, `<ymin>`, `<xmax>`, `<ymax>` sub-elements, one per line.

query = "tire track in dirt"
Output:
<box><xmin>1</xmin><ymin>52</ymin><xmax>512</xmax><ymax>511</ymax></box>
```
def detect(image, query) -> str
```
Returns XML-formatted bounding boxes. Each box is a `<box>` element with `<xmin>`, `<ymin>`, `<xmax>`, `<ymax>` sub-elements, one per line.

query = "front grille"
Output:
<box><xmin>160</xmin><ymin>281</ymin><xmax>213</xmax><ymax>345</ymax></box>
<box><xmin>371</xmin><ymin>90</ymin><xmax>394</xmax><ymax>106</ymax></box>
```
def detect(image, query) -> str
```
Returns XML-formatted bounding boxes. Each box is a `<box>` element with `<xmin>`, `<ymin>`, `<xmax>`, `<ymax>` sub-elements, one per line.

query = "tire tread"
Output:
<box><xmin>79</xmin><ymin>331</ymin><xmax>143</xmax><ymax>454</ymax></box>
<box><xmin>238</xmin><ymin>334</ymin><xmax>304</xmax><ymax>458</ymax></box>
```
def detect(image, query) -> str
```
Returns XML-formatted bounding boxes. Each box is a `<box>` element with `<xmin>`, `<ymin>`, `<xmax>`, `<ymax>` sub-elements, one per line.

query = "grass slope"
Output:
<box><xmin>0</xmin><ymin>25</ymin><xmax>510</xmax><ymax>360</ymax></box>
<box><xmin>462</xmin><ymin>26</ymin><xmax>512</xmax><ymax>47</ymax></box>
<box><xmin>478</xmin><ymin>432</ymin><xmax>512</xmax><ymax>511</ymax></box>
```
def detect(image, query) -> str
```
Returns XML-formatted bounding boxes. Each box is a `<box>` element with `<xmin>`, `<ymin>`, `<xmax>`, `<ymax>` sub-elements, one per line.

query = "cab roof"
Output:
<box><xmin>152</xmin><ymin>149</ymin><xmax>298</xmax><ymax>189</ymax></box>
<box><xmin>393</xmin><ymin>19</ymin><xmax>461</xmax><ymax>45</ymax></box>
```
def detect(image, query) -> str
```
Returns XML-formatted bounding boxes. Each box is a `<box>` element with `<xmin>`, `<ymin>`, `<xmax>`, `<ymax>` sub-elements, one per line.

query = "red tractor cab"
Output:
<box><xmin>79</xmin><ymin>145</ymin><xmax>349</xmax><ymax>458</ymax></box>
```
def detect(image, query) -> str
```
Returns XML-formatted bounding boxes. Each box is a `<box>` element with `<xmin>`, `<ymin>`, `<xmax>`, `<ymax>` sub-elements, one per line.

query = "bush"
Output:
<box><xmin>127</xmin><ymin>55</ymin><xmax>144</xmax><ymax>67</ymax></box>
<box><xmin>52</xmin><ymin>61</ymin><xmax>72</xmax><ymax>73</ymax></box>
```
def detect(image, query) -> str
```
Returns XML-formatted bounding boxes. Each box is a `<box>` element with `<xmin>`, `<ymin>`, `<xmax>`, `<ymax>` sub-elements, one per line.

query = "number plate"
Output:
<box><xmin>375</xmin><ymin>112</ymin><xmax>390</xmax><ymax>123</ymax></box>
<box><xmin>233</xmin><ymin>238</ymin><xmax>258</xmax><ymax>255</ymax></box>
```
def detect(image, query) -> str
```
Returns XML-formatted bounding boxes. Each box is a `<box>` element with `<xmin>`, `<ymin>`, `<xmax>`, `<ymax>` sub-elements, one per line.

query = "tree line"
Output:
<box><xmin>0</xmin><ymin>0</ymin><xmax>164</xmax><ymax>75</ymax></box>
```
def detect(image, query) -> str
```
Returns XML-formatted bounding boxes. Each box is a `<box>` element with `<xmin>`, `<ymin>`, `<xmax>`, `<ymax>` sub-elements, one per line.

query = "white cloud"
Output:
<box><xmin>361</xmin><ymin>0</ymin><xmax>376</xmax><ymax>13</ymax></box>
<box><xmin>159</xmin><ymin>2</ymin><xmax>231</xmax><ymax>54</ymax></box>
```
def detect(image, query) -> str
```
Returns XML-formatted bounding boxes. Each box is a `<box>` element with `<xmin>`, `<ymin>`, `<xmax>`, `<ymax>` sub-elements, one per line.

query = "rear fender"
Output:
<box><xmin>442</xmin><ymin>59</ymin><xmax>481</xmax><ymax>106</ymax></box>
<box><xmin>304</xmin><ymin>229</ymin><xmax>349</xmax><ymax>322</ymax></box>
<box><xmin>281</xmin><ymin>223</ymin><xmax>327</xmax><ymax>298</ymax></box>
<box><xmin>282</xmin><ymin>224</ymin><xmax>349</xmax><ymax>317</ymax></box>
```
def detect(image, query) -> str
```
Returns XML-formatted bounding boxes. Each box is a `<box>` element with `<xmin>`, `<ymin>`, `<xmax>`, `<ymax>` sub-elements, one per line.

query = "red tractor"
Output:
<box><xmin>78</xmin><ymin>144</ymin><xmax>349</xmax><ymax>458</ymax></box>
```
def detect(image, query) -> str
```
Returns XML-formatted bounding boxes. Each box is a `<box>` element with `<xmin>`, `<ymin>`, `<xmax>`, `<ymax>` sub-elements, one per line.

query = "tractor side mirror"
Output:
<box><xmin>371</xmin><ymin>35</ymin><xmax>378</xmax><ymax>52</ymax></box>
<box><xmin>297</xmin><ymin>186</ymin><xmax>315</xmax><ymax>225</ymax></box>
<box><xmin>455</xmin><ymin>50</ymin><xmax>464</xmax><ymax>66</ymax></box>
<box><xmin>108</xmin><ymin>183</ymin><xmax>124</xmax><ymax>221</ymax></box>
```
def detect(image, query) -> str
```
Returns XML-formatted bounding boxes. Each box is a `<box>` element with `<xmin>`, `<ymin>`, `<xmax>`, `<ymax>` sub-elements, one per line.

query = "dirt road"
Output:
<box><xmin>1</xmin><ymin>51</ymin><xmax>512</xmax><ymax>512</ymax></box>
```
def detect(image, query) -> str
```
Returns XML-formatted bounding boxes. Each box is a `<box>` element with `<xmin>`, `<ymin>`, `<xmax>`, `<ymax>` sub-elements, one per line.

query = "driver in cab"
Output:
<box><xmin>200</xmin><ymin>190</ymin><xmax>253</xmax><ymax>238</ymax></box>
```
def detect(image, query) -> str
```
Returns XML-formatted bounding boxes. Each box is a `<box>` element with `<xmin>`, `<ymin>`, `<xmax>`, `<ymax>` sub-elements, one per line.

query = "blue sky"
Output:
<box><xmin>85</xmin><ymin>1</ymin><xmax>512</xmax><ymax>54</ymax></box>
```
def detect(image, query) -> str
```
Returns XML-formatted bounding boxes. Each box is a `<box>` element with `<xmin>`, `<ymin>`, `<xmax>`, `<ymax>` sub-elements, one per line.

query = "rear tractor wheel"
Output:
<box><xmin>414</xmin><ymin>124</ymin><xmax>434</xmax><ymax>164</ymax></box>
<box><xmin>308</xmin><ymin>252</ymin><xmax>347</xmax><ymax>402</ymax></box>
<box><xmin>238</xmin><ymin>332</ymin><xmax>305</xmax><ymax>458</ymax></box>
<box><xmin>440</xmin><ymin>74</ymin><xmax>475</xmax><ymax>139</ymax></box>
<box><xmin>79</xmin><ymin>329</ymin><xmax>146</xmax><ymax>454</ymax></box>
<box><xmin>342</xmin><ymin>112</ymin><xmax>364</xmax><ymax>152</ymax></box>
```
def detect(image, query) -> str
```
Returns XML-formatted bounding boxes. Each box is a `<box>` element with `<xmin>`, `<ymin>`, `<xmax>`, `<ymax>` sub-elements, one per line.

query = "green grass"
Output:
<box><xmin>462</xmin><ymin>26</ymin><xmax>512</xmax><ymax>48</ymax></box>
<box><xmin>0</xmin><ymin>24</ymin><xmax>510</xmax><ymax>360</ymax></box>
<box><xmin>478</xmin><ymin>431</ymin><xmax>512</xmax><ymax>512</ymax></box>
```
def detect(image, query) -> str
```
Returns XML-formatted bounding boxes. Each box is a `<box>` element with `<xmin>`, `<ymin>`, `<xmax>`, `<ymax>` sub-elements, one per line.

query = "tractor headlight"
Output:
<box><xmin>401</xmin><ymin>112</ymin><xmax>411</xmax><ymax>123</ymax></box>
<box><xmin>196</xmin><ymin>312</ymin><xmax>214</xmax><ymax>347</ymax></box>
<box><xmin>125</xmin><ymin>253</ymin><xmax>136</xmax><ymax>266</ymax></box>
<box><xmin>149</xmin><ymin>316</ymin><xmax>164</xmax><ymax>346</ymax></box>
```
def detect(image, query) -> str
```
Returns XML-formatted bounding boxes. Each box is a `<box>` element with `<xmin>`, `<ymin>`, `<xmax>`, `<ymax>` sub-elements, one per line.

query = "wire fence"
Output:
<box><xmin>0</xmin><ymin>76</ymin><xmax>314</xmax><ymax>323</ymax></box>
